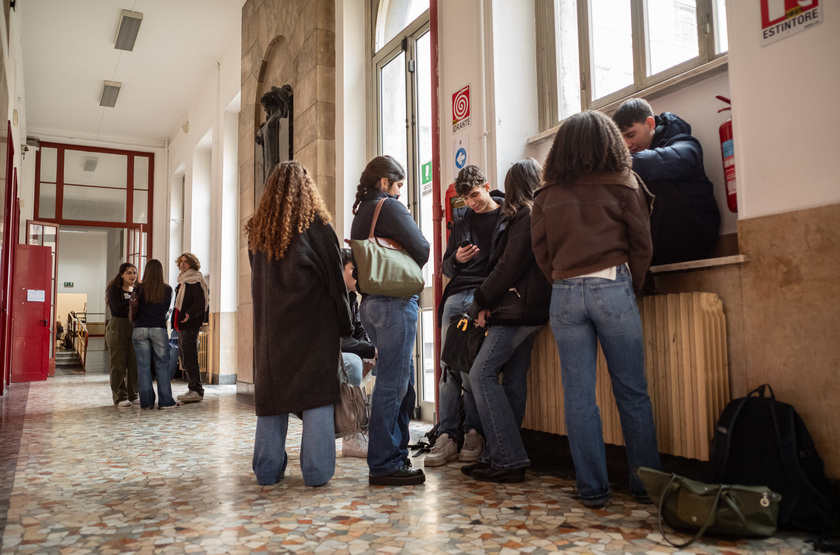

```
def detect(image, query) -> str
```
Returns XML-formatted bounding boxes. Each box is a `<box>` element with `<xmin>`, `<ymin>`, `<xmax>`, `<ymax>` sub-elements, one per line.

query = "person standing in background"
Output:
<box><xmin>105</xmin><ymin>262</ymin><xmax>139</xmax><ymax>407</ymax></box>
<box><xmin>173</xmin><ymin>253</ymin><xmax>209</xmax><ymax>404</ymax></box>
<box><xmin>132</xmin><ymin>259</ymin><xmax>177</xmax><ymax>410</ymax></box>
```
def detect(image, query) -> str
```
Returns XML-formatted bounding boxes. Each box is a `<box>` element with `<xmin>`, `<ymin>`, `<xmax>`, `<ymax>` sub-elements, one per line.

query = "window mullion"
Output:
<box><xmin>576</xmin><ymin>0</ymin><xmax>591</xmax><ymax>110</ymax></box>
<box><xmin>631</xmin><ymin>0</ymin><xmax>646</xmax><ymax>93</ymax></box>
<box><xmin>697</xmin><ymin>0</ymin><xmax>713</xmax><ymax>62</ymax></box>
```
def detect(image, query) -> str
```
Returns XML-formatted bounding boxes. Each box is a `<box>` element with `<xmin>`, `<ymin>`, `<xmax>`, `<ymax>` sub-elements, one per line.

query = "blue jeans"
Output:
<box><xmin>470</xmin><ymin>324</ymin><xmax>542</xmax><ymax>469</ymax></box>
<box><xmin>549</xmin><ymin>265</ymin><xmax>661</xmax><ymax>505</ymax></box>
<box><xmin>132</xmin><ymin>327</ymin><xmax>176</xmax><ymax>409</ymax></box>
<box><xmin>360</xmin><ymin>295</ymin><xmax>418</xmax><ymax>476</ymax></box>
<box><xmin>439</xmin><ymin>289</ymin><xmax>481</xmax><ymax>440</ymax></box>
<box><xmin>342</xmin><ymin>352</ymin><xmax>363</xmax><ymax>387</ymax></box>
<box><xmin>252</xmin><ymin>404</ymin><xmax>335</xmax><ymax>487</ymax></box>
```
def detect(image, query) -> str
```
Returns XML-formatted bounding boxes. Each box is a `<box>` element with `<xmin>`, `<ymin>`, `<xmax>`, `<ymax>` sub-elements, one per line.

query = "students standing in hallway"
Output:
<box><xmin>105</xmin><ymin>262</ymin><xmax>139</xmax><ymax>407</ymax></box>
<box><xmin>426</xmin><ymin>165</ymin><xmax>502</xmax><ymax>468</ymax></box>
<box><xmin>350</xmin><ymin>155</ymin><xmax>429</xmax><ymax>486</ymax></box>
<box><xmin>532</xmin><ymin>111</ymin><xmax>661</xmax><ymax>508</ymax></box>
<box><xmin>463</xmin><ymin>159</ymin><xmax>551</xmax><ymax>483</ymax></box>
<box><xmin>173</xmin><ymin>253</ymin><xmax>209</xmax><ymax>404</ymax></box>
<box><xmin>131</xmin><ymin>259</ymin><xmax>178</xmax><ymax>410</ymax></box>
<box><xmin>246</xmin><ymin>162</ymin><xmax>352</xmax><ymax>487</ymax></box>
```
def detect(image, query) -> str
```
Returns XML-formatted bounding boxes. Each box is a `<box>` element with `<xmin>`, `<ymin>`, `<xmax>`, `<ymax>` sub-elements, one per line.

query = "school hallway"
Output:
<box><xmin>0</xmin><ymin>367</ymin><xmax>812</xmax><ymax>554</ymax></box>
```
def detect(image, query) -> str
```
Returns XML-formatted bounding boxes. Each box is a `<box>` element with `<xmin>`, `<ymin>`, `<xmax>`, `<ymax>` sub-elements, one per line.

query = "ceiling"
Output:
<box><xmin>20</xmin><ymin>0</ymin><xmax>244</xmax><ymax>148</ymax></box>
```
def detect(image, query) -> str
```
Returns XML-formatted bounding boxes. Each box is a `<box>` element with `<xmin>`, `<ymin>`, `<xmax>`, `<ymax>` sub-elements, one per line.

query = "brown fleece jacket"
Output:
<box><xmin>530</xmin><ymin>168</ymin><xmax>653</xmax><ymax>295</ymax></box>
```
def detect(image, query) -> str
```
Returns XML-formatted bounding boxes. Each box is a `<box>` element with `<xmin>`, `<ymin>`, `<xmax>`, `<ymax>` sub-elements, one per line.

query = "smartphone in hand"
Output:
<box><xmin>458</xmin><ymin>240</ymin><xmax>472</xmax><ymax>248</ymax></box>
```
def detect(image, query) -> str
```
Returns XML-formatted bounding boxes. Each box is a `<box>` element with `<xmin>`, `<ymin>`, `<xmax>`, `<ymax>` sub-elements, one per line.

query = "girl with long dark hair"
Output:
<box><xmin>462</xmin><ymin>158</ymin><xmax>551</xmax><ymax>483</ymax></box>
<box><xmin>131</xmin><ymin>259</ymin><xmax>177</xmax><ymax>409</ymax></box>
<box><xmin>350</xmin><ymin>155</ymin><xmax>430</xmax><ymax>486</ymax></box>
<box><xmin>105</xmin><ymin>262</ymin><xmax>138</xmax><ymax>407</ymax></box>
<box><xmin>531</xmin><ymin>111</ymin><xmax>661</xmax><ymax>508</ymax></box>
<box><xmin>246</xmin><ymin>161</ymin><xmax>352</xmax><ymax>487</ymax></box>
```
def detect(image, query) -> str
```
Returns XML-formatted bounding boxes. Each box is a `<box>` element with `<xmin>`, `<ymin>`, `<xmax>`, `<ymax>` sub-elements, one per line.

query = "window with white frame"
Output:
<box><xmin>537</xmin><ymin>0</ymin><xmax>728</xmax><ymax>131</ymax></box>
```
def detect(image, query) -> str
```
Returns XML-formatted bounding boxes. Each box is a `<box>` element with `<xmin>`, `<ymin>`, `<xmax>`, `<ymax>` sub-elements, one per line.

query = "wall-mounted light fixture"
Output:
<box><xmin>83</xmin><ymin>157</ymin><xmax>98</xmax><ymax>172</ymax></box>
<box><xmin>100</xmin><ymin>81</ymin><xmax>121</xmax><ymax>107</ymax></box>
<box><xmin>115</xmin><ymin>10</ymin><xmax>143</xmax><ymax>51</ymax></box>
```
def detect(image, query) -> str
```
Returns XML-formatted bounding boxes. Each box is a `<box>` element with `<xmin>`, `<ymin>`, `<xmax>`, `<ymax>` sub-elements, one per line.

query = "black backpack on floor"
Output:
<box><xmin>709</xmin><ymin>384</ymin><xmax>840</xmax><ymax>534</ymax></box>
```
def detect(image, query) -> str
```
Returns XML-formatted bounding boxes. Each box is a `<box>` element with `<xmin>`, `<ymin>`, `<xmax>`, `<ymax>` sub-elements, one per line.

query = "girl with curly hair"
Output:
<box><xmin>246</xmin><ymin>161</ymin><xmax>352</xmax><ymax>487</ymax></box>
<box><xmin>531</xmin><ymin>110</ymin><xmax>660</xmax><ymax>508</ymax></box>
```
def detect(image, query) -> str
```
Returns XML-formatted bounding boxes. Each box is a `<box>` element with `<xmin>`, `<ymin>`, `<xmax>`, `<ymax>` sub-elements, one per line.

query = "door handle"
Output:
<box><xmin>41</xmin><ymin>319</ymin><xmax>49</xmax><ymax>327</ymax></box>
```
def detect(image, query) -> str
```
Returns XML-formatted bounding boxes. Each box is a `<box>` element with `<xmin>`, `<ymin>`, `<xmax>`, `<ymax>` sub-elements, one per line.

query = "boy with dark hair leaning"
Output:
<box><xmin>613</xmin><ymin>98</ymin><xmax>720</xmax><ymax>265</ymax></box>
<box><xmin>426</xmin><ymin>165</ymin><xmax>503</xmax><ymax>467</ymax></box>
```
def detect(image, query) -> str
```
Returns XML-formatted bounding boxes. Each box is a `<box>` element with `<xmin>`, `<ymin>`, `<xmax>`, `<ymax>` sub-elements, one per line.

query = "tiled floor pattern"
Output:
<box><xmin>0</xmin><ymin>373</ymin><xmax>814</xmax><ymax>554</ymax></box>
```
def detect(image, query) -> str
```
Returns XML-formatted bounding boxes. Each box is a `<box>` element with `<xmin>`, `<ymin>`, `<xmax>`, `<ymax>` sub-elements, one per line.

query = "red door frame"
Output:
<box><xmin>1</xmin><ymin>124</ymin><xmax>17</xmax><ymax>392</ymax></box>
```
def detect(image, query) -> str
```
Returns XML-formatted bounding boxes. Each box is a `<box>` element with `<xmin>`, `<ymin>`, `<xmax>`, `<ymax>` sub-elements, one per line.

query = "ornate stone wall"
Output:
<box><xmin>237</xmin><ymin>0</ymin><xmax>336</xmax><ymax>387</ymax></box>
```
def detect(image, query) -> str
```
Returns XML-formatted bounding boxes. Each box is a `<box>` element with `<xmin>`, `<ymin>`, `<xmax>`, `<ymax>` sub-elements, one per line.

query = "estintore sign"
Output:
<box><xmin>452</xmin><ymin>85</ymin><xmax>471</xmax><ymax>133</ymax></box>
<box><xmin>760</xmin><ymin>0</ymin><xmax>822</xmax><ymax>46</ymax></box>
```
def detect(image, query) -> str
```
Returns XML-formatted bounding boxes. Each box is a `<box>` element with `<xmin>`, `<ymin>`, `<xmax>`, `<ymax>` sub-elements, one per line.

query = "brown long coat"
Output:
<box><xmin>249</xmin><ymin>220</ymin><xmax>352</xmax><ymax>416</ymax></box>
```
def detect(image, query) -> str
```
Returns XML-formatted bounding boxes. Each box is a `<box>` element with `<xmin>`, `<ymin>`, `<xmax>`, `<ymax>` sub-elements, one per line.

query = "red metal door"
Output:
<box><xmin>11</xmin><ymin>244</ymin><xmax>53</xmax><ymax>382</ymax></box>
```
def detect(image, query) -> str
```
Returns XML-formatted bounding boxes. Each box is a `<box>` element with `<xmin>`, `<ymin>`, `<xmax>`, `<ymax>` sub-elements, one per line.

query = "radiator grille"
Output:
<box><xmin>198</xmin><ymin>331</ymin><xmax>208</xmax><ymax>372</ymax></box>
<box><xmin>523</xmin><ymin>292</ymin><xmax>730</xmax><ymax>461</ymax></box>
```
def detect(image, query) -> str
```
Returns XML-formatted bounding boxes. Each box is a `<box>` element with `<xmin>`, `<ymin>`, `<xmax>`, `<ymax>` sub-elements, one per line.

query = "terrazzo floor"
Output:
<box><xmin>0</xmin><ymin>370</ymin><xmax>816</xmax><ymax>554</ymax></box>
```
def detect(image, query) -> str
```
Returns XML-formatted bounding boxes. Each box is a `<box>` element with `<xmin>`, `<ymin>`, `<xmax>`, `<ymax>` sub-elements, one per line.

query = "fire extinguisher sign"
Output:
<box><xmin>760</xmin><ymin>0</ymin><xmax>822</xmax><ymax>47</ymax></box>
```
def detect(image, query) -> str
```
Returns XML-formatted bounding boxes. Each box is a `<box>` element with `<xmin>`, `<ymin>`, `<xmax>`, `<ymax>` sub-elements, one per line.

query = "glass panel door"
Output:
<box><xmin>375</xmin><ymin>21</ymin><xmax>435</xmax><ymax>419</ymax></box>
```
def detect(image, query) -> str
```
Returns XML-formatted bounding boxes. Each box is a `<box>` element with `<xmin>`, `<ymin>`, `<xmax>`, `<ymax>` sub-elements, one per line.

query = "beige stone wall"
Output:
<box><xmin>655</xmin><ymin>203</ymin><xmax>840</xmax><ymax>476</ymax></box>
<box><xmin>237</xmin><ymin>0</ymin><xmax>336</xmax><ymax>387</ymax></box>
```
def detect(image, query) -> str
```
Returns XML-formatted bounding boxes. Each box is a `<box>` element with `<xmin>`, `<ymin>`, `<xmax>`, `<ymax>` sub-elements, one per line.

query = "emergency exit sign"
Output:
<box><xmin>63</xmin><ymin>282</ymin><xmax>74</xmax><ymax>287</ymax></box>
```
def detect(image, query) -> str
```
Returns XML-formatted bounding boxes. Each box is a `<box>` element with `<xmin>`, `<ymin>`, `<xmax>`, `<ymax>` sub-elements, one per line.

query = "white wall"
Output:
<box><xmin>336</xmin><ymin>0</ymin><xmax>367</xmax><ymax>240</ymax></box>
<box><xmin>727</xmin><ymin>2</ymin><xmax>840</xmax><ymax>220</ymax></box>
<box><xmin>56</xmin><ymin>230</ymin><xmax>108</xmax><ymax>321</ymax></box>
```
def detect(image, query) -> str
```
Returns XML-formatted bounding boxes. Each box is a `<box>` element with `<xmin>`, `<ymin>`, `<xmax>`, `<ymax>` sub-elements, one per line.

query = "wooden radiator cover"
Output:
<box><xmin>522</xmin><ymin>292</ymin><xmax>730</xmax><ymax>461</ymax></box>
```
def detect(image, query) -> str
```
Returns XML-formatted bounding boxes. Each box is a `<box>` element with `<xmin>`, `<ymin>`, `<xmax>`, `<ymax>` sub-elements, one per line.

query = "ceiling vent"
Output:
<box><xmin>83</xmin><ymin>157</ymin><xmax>98</xmax><ymax>172</ymax></box>
<box><xmin>115</xmin><ymin>10</ymin><xmax>143</xmax><ymax>51</ymax></box>
<box><xmin>100</xmin><ymin>81</ymin><xmax>121</xmax><ymax>107</ymax></box>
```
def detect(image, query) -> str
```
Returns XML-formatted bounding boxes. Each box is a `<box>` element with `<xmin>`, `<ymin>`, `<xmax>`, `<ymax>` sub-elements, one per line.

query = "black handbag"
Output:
<box><xmin>638</xmin><ymin>467</ymin><xmax>782</xmax><ymax>548</ymax></box>
<box><xmin>440</xmin><ymin>314</ymin><xmax>487</xmax><ymax>375</ymax></box>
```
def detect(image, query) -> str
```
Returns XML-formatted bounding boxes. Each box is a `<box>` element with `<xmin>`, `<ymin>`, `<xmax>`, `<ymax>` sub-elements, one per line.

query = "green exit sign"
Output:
<box><xmin>63</xmin><ymin>282</ymin><xmax>74</xmax><ymax>288</ymax></box>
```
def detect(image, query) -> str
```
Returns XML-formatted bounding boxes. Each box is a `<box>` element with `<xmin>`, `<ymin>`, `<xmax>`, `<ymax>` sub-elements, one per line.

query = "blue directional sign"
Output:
<box><xmin>455</xmin><ymin>147</ymin><xmax>467</xmax><ymax>169</ymax></box>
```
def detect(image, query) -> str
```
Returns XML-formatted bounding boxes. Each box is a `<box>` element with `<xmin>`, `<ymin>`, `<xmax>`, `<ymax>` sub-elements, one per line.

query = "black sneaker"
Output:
<box><xmin>369</xmin><ymin>464</ymin><xmax>425</xmax><ymax>486</ymax></box>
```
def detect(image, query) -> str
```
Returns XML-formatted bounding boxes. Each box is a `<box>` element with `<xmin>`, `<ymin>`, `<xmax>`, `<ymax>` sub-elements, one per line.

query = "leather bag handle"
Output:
<box><xmin>367</xmin><ymin>198</ymin><xmax>403</xmax><ymax>250</ymax></box>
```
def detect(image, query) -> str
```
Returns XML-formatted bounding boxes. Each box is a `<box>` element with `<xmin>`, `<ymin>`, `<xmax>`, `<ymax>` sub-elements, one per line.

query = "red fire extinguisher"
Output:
<box><xmin>717</xmin><ymin>95</ymin><xmax>737</xmax><ymax>213</ymax></box>
<box><xmin>444</xmin><ymin>183</ymin><xmax>465</xmax><ymax>239</ymax></box>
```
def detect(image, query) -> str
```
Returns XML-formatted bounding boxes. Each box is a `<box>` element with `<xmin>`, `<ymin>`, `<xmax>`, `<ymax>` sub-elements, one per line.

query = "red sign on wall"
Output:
<box><xmin>760</xmin><ymin>0</ymin><xmax>822</xmax><ymax>46</ymax></box>
<box><xmin>452</xmin><ymin>85</ymin><xmax>471</xmax><ymax>133</ymax></box>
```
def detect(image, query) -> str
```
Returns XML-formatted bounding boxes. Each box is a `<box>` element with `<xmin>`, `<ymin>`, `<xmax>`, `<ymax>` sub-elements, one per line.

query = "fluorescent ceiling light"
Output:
<box><xmin>100</xmin><ymin>81</ymin><xmax>121</xmax><ymax>107</ymax></box>
<box><xmin>115</xmin><ymin>10</ymin><xmax>143</xmax><ymax>51</ymax></box>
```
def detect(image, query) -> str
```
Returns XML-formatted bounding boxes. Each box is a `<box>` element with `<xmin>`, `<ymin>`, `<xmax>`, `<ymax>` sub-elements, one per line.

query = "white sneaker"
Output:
<box><xmin>117</xmin><ymin>400</ymin><xmax>132</xmax><ymax>407</ymax></box>
<box><xmin>159</xmin><ymin>403</ymin><xmax>180</xmax><ymax>410</ymax></box>
<box><xmin>424</xmin><ymin>433</ymin><xmax>458</xmax><ymax>467</ymax></box>
<box><xmin>342</xmin><ymin>432</ymin><xmax>368</xmax><ymax>458</ymax></box>
<box><xmin>459</xmin><ymin>429</ymin><xmax>486</xmax><ymax>462</ymax></box>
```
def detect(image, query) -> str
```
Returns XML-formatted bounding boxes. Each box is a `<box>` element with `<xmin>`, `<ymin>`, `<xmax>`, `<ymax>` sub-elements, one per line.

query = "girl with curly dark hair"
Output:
<box><xmin>531</xmin><ymin>110</ymin><xmax>660</xmax><ymax>508</ymax></box>
<box><xmin>246</xmin><ymin>161</ymin><xmax>352</xmax><ymax>487</ymax></box>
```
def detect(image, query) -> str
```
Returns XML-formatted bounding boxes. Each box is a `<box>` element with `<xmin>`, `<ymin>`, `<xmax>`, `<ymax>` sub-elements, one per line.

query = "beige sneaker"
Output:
<box><xmin>178</xmin><ymin>390</ymin><xmax>203</xmax><ymax>403</ymax></box>
<box><xmin>342</xmin><ymin>432</ymin><xmax>368</xmax><ymax>458</ymax></box>
<box><xmin>424</xmin><ymin>433</ymin><xmax>458</xmax><ymax>467</ymax></box>
<box><xmin>117</xmin><ymin>400</ymin><xmax>132</xmax><ymax>407</ymax></box>
<box><xmin>458</xmin><ymin>429</ymin><xmax>486</xmax><ymax>462</ymax></box>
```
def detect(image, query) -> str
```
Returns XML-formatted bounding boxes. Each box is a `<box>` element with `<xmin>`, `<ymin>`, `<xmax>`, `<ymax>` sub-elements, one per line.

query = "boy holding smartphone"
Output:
<box><xmin>426</xmin><ymin>165</ymin><xmax>504</xmax><ymax>467</ymax></box>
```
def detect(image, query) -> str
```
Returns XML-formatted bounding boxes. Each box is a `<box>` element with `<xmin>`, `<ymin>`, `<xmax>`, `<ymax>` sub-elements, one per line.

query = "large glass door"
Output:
<box><xmin>375</xmin><ymin>17</ymin><xmax>435</xmax><ymax>419</ymax></box>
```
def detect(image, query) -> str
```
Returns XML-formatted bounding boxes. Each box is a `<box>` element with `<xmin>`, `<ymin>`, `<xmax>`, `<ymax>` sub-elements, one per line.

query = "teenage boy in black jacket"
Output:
<box><xmin>613</xmin><ymin>98</ymin><xmax>721</xmax><ymax>265</ymax></box>
<box><xmin>425</xmin><ymin>165</ymin><xmax>503</xmax><ymax>468</ymax></box>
